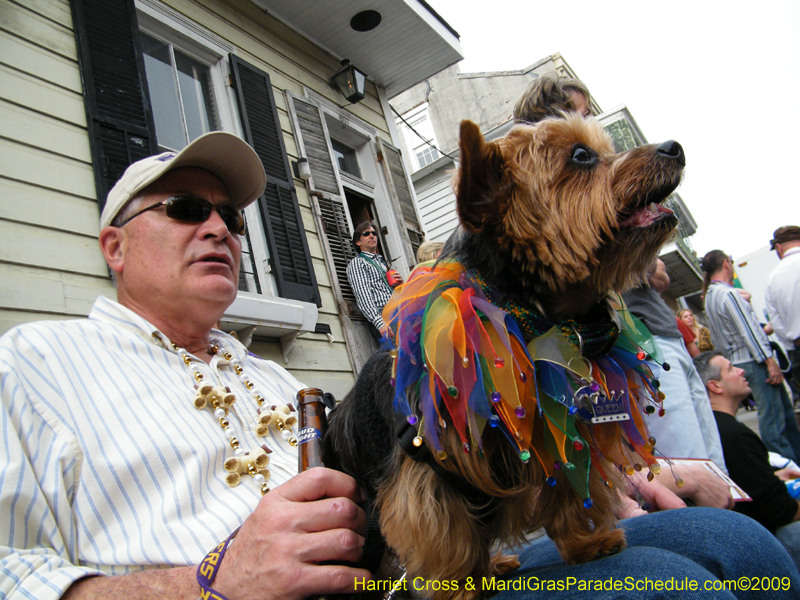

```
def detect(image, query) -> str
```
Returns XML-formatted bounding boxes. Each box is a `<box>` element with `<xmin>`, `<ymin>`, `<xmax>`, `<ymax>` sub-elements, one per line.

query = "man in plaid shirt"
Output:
<box><xmin>346</xmin><ymin>221</ymin><xmax>402</xmax><ymax>341</ymax></box>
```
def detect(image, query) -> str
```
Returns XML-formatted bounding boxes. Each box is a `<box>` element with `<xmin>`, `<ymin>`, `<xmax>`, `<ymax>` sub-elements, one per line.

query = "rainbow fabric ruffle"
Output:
<box><xmin>383</xmin><ymin>260</ymin><xmax>665</xmax><ymax>502</ymax></box>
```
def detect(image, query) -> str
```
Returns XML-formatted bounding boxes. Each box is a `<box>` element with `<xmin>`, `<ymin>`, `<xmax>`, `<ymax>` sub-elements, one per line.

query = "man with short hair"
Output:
<box><xmin>694</xmin><ymin>350</ymin><xmax>800</xmax><ymax>569</ymax></box>
<box><xmin>346</xmin><ymin>221</ymin><xmax>401</xmax><ymax>341</ymax></box>
<box><xmin>702</xmin><ymin>249</ymin><xmax>800</xmax><ymax>462</ymax></box>
<box><xmin>765</xmin><ymin>225</ymin><xmax>800</xmax><ymax>391</ymax></box>
<box><xmin>0</xmin><ymin>132</ymin><xmax>369</xmax><ymax>599</ymax></box>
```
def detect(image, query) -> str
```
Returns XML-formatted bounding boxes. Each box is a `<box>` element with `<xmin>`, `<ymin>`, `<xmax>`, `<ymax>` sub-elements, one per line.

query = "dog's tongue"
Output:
<box><xmin>620</xmin><ymin>202</ymin><xmax>674</xmax><ymax>227</ymax></box>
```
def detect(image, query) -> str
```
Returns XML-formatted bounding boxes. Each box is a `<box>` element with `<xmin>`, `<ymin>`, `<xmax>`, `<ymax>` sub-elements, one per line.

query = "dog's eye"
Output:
<box><xmin>570</xmin><ymin>144</ymin><xmax>597</xmax><ymax>167</ymax></box>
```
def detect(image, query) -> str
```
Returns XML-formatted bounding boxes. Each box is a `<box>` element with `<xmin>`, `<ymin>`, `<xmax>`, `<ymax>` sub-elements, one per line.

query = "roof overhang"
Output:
<box><xmin>660</xmin><ymin>242</ymin><xmax>703</xmax><ymax>298</ymax></box>
<box><xmin>597</xmin><ymin>105</ymin><xmax>648</xmax><ymax>145</ymax></box>
<box><xmin>250</xmin><ymin>0</ymin><xmax>463</xmax><ymax>97</ymax></box>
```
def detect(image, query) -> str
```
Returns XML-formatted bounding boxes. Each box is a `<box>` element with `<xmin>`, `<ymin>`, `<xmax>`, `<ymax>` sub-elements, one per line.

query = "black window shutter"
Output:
<box><xmin>229</xmin><ymin>55</ymin><xmax>320</xmax><ymax>307</ymax></box>
<box><xmin>70</xmin><ymin>0</ymin><xmax>158</xmax><ymax>215</ymax></box>
<box><xmin>286</xmin><ymin>94</ymin><xmax>356</xmax><ymax>306</ymax></box>
<box><xmin>316</xmin><ymin>195</ymin><xmax>358</xmax><ymax>305</ymax></box>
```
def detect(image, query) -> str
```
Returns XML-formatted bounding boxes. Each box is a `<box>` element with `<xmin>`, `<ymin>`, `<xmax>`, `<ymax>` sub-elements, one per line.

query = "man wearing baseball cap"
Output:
<box><xmin>766</xmin><ymin>225</ymin><xmax>800</xmax><ymax>391</ymax></box>
<box><xmin>0</xmin><ymin>132</ymin><xmax>368</xmax><ymax>599</ymax></box>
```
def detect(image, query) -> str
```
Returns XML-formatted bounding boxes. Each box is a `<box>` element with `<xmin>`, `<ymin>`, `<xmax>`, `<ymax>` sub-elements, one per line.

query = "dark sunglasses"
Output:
<box><xmin>118</xmin><ymin>194</ymin><xmax>246</xmax><ymax>235</ymax></box>
<box><xmin>361</xmin><ymin>230</ymin><xmax>377</xmax><ymax>238</ymax></box>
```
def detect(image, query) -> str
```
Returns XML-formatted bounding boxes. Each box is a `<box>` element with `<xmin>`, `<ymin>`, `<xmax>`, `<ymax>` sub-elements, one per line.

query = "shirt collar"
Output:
<box><xmin>89</xmin><ymin>296</ymin><xmax>249</xmax><ymax>359</ymax></box>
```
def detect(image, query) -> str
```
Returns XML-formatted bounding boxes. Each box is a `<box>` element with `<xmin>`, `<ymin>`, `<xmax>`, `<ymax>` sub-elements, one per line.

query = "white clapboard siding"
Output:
<box><xmin>0</xmin><ymin>63</ymin><xmax>87</xmax><ymax>127</ymax></box>
<box><xmin>0</xmin><ymin>178</ymin><xmax>99</xmax><ymax>237</ymax></box>
<box><xmin>416</xmin><ymin>174</ymin><xmax>459</xmax><ymax>242</ymax></box>
<box><xmin>0</xmin><ymin>0</ymin><xmax>77</xmax><ymax>61</ymax></box>
<box><xmin>0</xmin><ymin>263</ymin><xmax>114</xmax><ymax>315</ymax></box>
<box><xmin>0</xmin><ymin>30</ymin><xmax>85</xmax><ymax>96</ymax></box>
<box><xmin>1</xmin><ymin>100</ymin><xmax>92</xmax><ymax>162</ymax></box>
<box><xmin>0</xmin><ymin>138</ymin><xmax>96</xmax><ymax>200</ymax></box>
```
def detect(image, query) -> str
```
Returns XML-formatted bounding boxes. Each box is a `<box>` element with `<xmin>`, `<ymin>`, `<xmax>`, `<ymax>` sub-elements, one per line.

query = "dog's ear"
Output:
<box><xmin>456</xmin><ymin>120</ymin><xmax>508</xmax><ymax>233</ymax></box>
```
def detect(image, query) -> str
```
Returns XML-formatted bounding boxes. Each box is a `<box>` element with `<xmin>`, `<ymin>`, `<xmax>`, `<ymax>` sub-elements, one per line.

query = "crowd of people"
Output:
<box><xmin>2</xmin><ymin>71</ymin><xmax>800</xmax><ymax>600</ymax></box>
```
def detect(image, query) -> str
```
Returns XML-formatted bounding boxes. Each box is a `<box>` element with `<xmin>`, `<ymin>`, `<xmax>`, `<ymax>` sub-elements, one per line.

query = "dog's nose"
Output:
<box><xmin>657</xmin><ymin>140</ymin><xmax>685</xmax><ymax>167</ymax></box>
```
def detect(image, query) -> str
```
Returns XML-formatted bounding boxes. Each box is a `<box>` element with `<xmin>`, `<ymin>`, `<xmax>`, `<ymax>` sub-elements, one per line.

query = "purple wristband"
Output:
<box><xmin>196</xmin><ymin>527</ymin><xmax>240</xmax><ymax>600</ymax></box>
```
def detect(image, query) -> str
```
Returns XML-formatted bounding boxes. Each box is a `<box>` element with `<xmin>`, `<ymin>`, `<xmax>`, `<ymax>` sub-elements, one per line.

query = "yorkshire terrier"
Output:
<box><xmin>327</xmin><ymin>114</ymin><xmax>684</xmax><ymax>599</ymax></box>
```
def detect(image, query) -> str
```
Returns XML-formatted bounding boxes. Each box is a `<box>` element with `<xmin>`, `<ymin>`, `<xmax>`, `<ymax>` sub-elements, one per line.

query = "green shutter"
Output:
<box><xmin>70</xmin><ymin>0</ymin><xmax>158</xmax><ymax>214</ymax></box>
<box><xmin>229</xmin><ymin>55</ymin><xmax>320</xmax><ymax>306</ymax></box>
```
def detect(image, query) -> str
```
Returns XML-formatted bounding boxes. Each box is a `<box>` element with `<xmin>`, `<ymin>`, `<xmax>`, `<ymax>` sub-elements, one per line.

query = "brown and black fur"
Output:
<box><xmin>327</xmin><ymin>114</ymin><xmax>684</xmax><ymax>599</ymax></box>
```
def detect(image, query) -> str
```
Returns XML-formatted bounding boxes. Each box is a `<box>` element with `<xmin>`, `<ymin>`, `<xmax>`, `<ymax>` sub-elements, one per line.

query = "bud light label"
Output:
<box><xmin>298</xmin><ymin>427</ymin><xmax>321</xmax><ymax>445</ymax></box>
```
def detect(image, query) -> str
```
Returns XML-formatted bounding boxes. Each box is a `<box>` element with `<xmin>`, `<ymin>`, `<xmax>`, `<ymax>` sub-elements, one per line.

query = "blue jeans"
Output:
<box><xmin>788</xmin><ymin>349</ymin><xmax>800</xmax><ymax>399</ymax></box>
<box><xmin>738</xmin><ymin>360</ymin><xmax>800</xmax><ymax>463</ymax></box>
<box><xmin>496</xmin><ymin>508</ymin><xmax>800</xmax><ymax>599</ymax></box>
<box><xmin>777</xmin><ymin>521</ymin><xmax>800</xmax><ymax>573</ymax></box>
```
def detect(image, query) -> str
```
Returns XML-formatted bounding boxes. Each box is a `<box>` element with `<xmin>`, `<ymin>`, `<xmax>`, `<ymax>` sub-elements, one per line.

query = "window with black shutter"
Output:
<box><xmin>70</xmin><ymin>0</ymin><xmax>319</xmax><ymax>308</ymax></box>
<box><xmin>229</xmin><ymin>55</ymin><xmax>320</xmax><ymax>307</ymax></box>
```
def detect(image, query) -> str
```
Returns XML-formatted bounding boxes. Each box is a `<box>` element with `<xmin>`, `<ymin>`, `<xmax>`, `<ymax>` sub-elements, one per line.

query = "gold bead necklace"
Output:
<box><xmin>174</xmin><ymin>343</ymin><xmax>298</xmax><ymax>495</ymax></box>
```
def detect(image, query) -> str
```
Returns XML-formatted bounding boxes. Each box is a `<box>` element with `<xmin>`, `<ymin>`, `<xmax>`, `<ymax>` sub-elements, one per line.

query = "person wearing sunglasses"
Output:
<box><xmin>346</xmin><ymin>220</ymin><xmax>403</xmax><ymax>342</ymax></box>
<box><xmin>0</xmin><ymin>132</ymin><xmax>369</xmax><ymax>599</ymax></box>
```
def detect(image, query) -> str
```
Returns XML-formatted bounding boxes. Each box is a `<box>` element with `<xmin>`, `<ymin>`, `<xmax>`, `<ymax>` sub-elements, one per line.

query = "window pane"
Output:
<box><xmin>175</xmin><ymin>50</ymin><xmax>219</xmax><ymax>142</ymax></box>
<box><xmin>416</xmin><ymin>146</ymin><xmax>439</xmax><ymax>168</ymax></box>
<box><xmin>331</xmin><ymin>139</ymin><xmax>361</xmax><ymax>178</ymax></box>
<box><xmin>140</xmin><ymin>33</ymin><xmax>186</xmax><ymax>150</ymax></box>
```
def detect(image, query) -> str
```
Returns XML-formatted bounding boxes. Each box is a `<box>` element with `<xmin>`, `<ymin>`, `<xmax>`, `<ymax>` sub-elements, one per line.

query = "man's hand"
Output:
<box><xmin>617</xmin><ymin>471</ymin><xmax>687</xmax><ymax>519</ymax></box>
<box><xmin>659</xmin><ymin>462</ymin><xmax>735</xmax><ymax>510</ymax></box>
<box><xmin>63</xmin><ymin>469</ymin><xmax>369</xmax><ymax>600</ymax></box>
<box><xmin>766</xmin><ymin>357</ymin><xmax>785</xmax><ymax>386</ymax></box>
<box><xmin>214</xmin><ymin>468</ymin><xmax>371</xmax><ymax>600</ymax></box>
<box><xmin>775</xmin><ymin>468</ymin><xmax>800</xmax><ymax>482</ymax></box>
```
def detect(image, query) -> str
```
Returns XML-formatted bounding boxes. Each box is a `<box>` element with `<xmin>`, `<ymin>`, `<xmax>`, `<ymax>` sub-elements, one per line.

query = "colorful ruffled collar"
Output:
<box><xmin>466</xmin><ymin>268</ymin><xmax>620</xmax><ymax>358</ymax></box>
<box><xmin>382</xmin><ymin>260</ymin><xmax>666</xmax><ymax>504</ymax></box>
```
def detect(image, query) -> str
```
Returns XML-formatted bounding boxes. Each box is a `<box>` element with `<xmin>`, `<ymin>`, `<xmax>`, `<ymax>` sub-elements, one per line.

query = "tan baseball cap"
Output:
<box><xmin>100</xmin><ymin>131</ymin><xmax>266</xmax><ymax>230</ymax></box>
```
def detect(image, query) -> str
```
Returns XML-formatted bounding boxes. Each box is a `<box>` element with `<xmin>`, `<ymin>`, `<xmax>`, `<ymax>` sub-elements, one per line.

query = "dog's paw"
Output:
<box><xmin>594</xmin><ymin>541</ymin><xmax>624</xmax><ymax>560</ymax></box>
<box><xmin>490</xmin><ymin>552</ymin><xmax>521</xmax><ymax>575</ymax></box>
<box><xmin>570</xmin><ymin>528</ymin><xmax>627</xmax><ymax>564</ymax></box>
<box><xmin>556</xmin><ymin>527</ymin><xmax>627</xmax><ymax>565</ymax></box>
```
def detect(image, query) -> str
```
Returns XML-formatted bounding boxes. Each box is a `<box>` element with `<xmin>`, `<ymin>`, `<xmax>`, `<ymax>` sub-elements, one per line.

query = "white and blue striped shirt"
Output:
<box><xmin>705</xmin><ymin>281</ymin><xmax>772</xmax><ymax>365</ymax></box>
<box><xmin>0</xmin><ymin>297</ymin><xmax>304</xmax><ymax>599</ymax></box>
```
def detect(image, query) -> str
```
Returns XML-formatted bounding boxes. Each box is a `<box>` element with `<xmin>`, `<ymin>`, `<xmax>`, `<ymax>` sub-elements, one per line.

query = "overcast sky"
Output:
<box><xmin>429</xmin><ymin>0</ymin><xmax>799</xmax><ymax>260</ymax></box>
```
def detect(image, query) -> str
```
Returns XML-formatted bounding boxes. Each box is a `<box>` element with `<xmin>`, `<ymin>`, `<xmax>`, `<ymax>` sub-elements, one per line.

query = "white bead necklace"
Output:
<box><xmin>174</xmin><ymin>343</ymin><xmax>298</xmax><ymax>495</ymax></box>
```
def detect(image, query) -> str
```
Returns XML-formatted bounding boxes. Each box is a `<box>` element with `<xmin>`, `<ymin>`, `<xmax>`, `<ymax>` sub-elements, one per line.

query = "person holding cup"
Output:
<box><xmin>346</xmin><ymin>220</ymin><xmax>403</xmax><ymax>341</ymax></box>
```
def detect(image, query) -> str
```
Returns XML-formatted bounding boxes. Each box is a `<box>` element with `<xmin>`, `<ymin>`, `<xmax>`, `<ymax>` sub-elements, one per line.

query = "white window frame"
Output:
<box><xmin>134</xmin><ymin>0</ymin><xmax>317</xmax><ymax>342</ymax></box>
<box><xmin>397</xmin><ymin>102</ymin><xmax>439</xmax><ymax>172</ymax></box>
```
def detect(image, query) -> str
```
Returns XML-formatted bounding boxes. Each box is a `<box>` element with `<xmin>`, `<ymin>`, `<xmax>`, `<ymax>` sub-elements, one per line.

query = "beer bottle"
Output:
<box><xmin>297</xmin><ymin>388</ymin><xmax>338</xmax><ymax>600</ymax></box>
<box><xmin>297</xmin><ymin>387</ymin><xmax>329</xmax><ymax>471</ymax></box>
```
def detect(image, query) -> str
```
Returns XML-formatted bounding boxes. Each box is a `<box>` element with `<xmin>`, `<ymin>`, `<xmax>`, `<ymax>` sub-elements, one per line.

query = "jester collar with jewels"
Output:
<box><xmin>382</xmin><ymin>260</ymin><xmax>667</xmax><ymax>503</ymax></box>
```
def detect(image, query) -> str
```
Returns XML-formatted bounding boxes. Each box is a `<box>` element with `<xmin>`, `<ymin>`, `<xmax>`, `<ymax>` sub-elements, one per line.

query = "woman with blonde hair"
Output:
<box><xmin>416</xmin><ymin>240</ymin><xmax>444</xmax><ymax>263</ymax></box>
<box><xmin>677</xmin><ymin>308</ymin><xmax>714</xmax><ymax>352</ymax></box>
